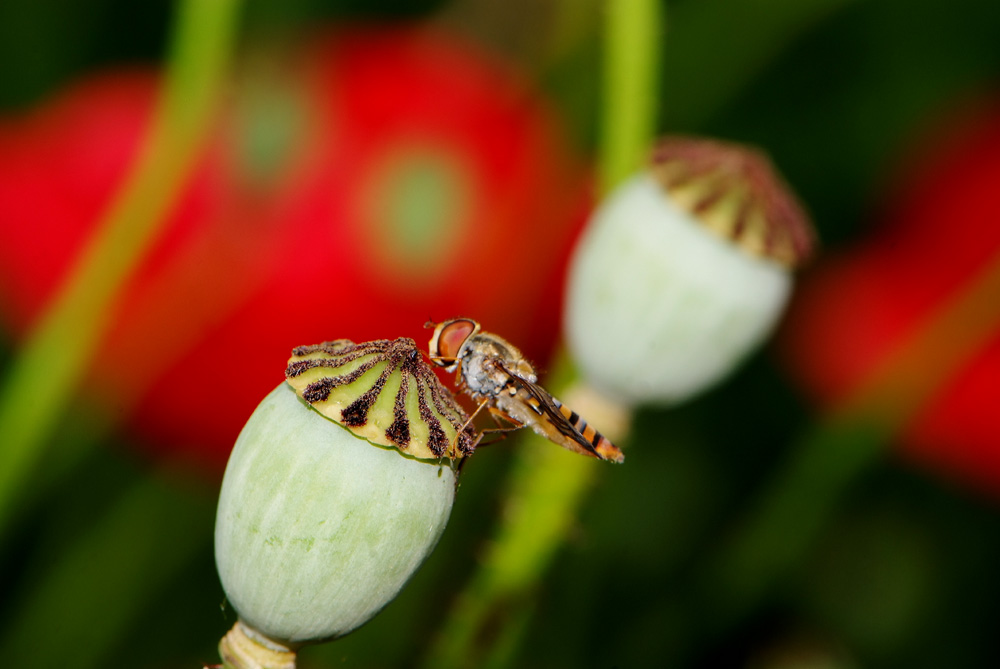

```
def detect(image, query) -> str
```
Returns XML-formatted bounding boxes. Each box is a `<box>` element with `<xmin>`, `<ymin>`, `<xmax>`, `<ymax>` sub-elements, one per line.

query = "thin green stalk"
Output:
<box><xmin>599</xmin><ymin>0</ymin><xmax>662</xmax><ymax>193</ymax></box>
<box><xmin>699</xmin><ymin>241</ymin><xmax>1000</xmax><ymax>638</ymax></box>
<box><xmin>421</xmin><ymin>2</ymin><xmax>662</xmax><ymax>666</ymax></box>
<box><xmin>420</xmin><ymin>370</ymin><xmax>601</xmax><ymax>668</ymax></box>
<box><xmin>0</xmin><ymin>0</ymin><xmax>242</xmax><ymax>534</ymax></box>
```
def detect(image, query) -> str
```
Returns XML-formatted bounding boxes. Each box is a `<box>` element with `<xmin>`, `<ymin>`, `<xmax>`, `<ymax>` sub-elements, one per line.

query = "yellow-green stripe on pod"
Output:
<box><xmin>285</xmin><ymin>338</ymin><xmax>475</xmax><ymax>461</ymax></box>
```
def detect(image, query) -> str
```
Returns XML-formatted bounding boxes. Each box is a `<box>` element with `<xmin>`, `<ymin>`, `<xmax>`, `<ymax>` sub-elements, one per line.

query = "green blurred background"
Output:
<box><xmin>2</xmin><ymin>0</ymin><xmax>1000</xmax><ymax>667</ymax></box>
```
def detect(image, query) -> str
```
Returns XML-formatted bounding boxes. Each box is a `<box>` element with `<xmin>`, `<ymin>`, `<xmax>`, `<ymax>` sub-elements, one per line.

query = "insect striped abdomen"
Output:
<box><xmin>550</xmin><ymin>396</ymin><xmax>624</xmax><ymax>463</ymax></box>
<box><xmin>511</xmin><ymin>386</ymin><xmax>624</xmax><ymax>463</ymax></box>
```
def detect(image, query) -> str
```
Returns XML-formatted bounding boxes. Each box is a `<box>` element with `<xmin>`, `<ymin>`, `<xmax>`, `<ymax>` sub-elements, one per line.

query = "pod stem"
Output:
<box><xmin>421</xmin><ymin>1</ymin><xmax>662</xmax><ymax>665</ymax></box>
<box><xmin>0</xmin><ymin>0</ymin><xmax>243</xmax><ymax>536</ymax></box>
<box><xmin>421</xmin><ymin>356</ymin><xmax>630</xmax><ymax>669</ymax></box>
<box><xmin>210</xmin><ymin>622</ymin><xmax>296</xmax><ymax>669</ymax></box>
<box><xmin>598</xmin><ymin>0</ymin><xmax>663</xmax><ymax>193</ymax></box>
<box><xmin>701</xmin><ymin>236</ymin><xmax>1000</xmax><ymax>627</ymax></box>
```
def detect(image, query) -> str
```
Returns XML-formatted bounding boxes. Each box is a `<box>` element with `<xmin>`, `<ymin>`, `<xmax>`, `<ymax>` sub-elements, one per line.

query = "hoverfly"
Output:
<box><xmin>427</xmin><ymin>318</ymin><xmax>624</xmax><ymax>463</ymax></box>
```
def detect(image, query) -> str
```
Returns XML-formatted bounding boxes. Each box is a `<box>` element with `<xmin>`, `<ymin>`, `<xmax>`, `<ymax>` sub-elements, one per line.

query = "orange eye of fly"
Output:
<box><xmin>430</xmin><ymin>319</ymin><xmax>478</xmax><ymax>366</ymax></box>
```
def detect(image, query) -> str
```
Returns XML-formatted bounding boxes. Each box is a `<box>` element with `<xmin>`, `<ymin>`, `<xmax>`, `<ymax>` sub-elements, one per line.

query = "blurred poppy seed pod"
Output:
<box><xmin>214</xmin><ymin>338</ymin><xmax>473</xmax><ymax>661</ymax></box>
<box><xmin>565</xmin><ymin>137</ymin><xmax>814</xmax><ymax>406</ymax></box>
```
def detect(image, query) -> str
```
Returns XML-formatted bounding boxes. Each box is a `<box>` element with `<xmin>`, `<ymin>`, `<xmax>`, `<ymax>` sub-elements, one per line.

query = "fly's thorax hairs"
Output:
<box><xmin>460</xmin><ymin>353</ymin><xmax>505</xmax><ymax>396</ymax></box>
<box><xmin>472</xmin><ymin>333</ymin><xmax>537</xmax><ymax>379</ymax></box>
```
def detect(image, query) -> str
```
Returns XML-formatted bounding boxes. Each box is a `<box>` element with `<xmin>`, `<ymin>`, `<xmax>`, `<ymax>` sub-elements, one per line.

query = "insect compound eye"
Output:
<box><xmin>428</xmin><ymin>318</ymin><xmax>480</xmax><ymax>368</ymax></box>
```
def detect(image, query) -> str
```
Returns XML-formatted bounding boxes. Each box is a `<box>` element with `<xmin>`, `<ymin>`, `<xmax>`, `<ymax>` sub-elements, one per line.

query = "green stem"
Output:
<box><xmin>599</xmin><ymin>0</ymin><xmax>662</xmax><ymax>193</ymax></box>
<box><xmin>421</xmin><ymin>3</ymin><xmax>662</xmax><ymax>666</ymax></box>
<box><xmin>420</xmin><ymin>373</ymin><xmax>602</xmax><ymax>668</ymax></box>
<box><xmin>0</xmin><ymin>0</ymin><xmax>242</xmax><ymax>535</ymax></box>
<box><xmin>696</xmin><ymin>238</ymin><xmax>1000</xmax><ymax>641</ymax></box>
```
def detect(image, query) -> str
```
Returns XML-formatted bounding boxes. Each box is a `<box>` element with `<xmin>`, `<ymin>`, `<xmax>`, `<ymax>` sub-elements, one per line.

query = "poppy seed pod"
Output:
<box><xmin>565</xmin><ymin>137</ymin><xmax>814</xmax><ymax>406</ymax></box>
<box><xmin>214</xmin><ymin>338</ymin><xmax>473</xmax><ymax>662</ymax></box>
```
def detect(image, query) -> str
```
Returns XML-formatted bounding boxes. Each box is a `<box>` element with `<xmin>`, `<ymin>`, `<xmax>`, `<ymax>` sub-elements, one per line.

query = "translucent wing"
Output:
<box><xmin>499</xmin><ymin>364</ymin><xmax>624</xmax><ymax>463</ymax></box>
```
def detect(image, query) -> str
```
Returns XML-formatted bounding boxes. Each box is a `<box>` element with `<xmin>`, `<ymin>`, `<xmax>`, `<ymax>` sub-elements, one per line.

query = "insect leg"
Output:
<box><xmin>473</xmin><ymin>408</ymin><xmax>525</xmax><ymax>447</ymax></box>
<box><xmin>458</xmin><ymin>398</ymin><xmax>491</xmax><ymax>435</ymax></box>
<box><xmin>446</xmin><ymin>397</ymin><xmax>491</xmax><ymax>456</ymax></box>
<box><xmin>487</xmin><ymin>407</ymin><xmax>523</xmax><ymax>429</ymax></box>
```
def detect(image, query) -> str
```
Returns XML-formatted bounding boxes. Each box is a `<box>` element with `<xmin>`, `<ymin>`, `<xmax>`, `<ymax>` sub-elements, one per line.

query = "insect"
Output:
<box><xmin>427</xmin><ymin>318</ymin><xmax>624</xmax><ymax>463</ymax></box>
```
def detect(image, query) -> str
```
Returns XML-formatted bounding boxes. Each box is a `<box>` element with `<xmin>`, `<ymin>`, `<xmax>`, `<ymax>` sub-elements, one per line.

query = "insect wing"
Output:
<box><xmin>502</xmin><ymin>367</ymin><xmax>624</xmax><ymax>463</ymax></box>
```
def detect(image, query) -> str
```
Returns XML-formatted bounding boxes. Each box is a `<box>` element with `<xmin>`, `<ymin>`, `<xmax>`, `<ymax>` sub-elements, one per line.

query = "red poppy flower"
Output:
<box><xmin>0</xmin><ymin>25</ymin><xmax>591</xmax><ymax>470</ymax></box>
<box><xmin>780</xmin><ymin>97</ymin><xmax>1000</xmax><ymax>495</ymax></box>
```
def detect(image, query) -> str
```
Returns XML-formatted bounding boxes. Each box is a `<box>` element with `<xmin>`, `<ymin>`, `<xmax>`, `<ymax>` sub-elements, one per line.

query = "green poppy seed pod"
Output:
<box><xmin>214</xmin><ymin>337</ymin><xmax>475</xmax><ymax>660</ymax></box>
<box><xmin>565</xmin><ymin>136</ymin><xmax>815</xmax><ymax>406</ymax></box>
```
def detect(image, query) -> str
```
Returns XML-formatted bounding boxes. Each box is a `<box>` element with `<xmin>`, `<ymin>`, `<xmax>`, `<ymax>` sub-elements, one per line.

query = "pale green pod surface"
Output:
<box><xmin>566</xmin><ymin>137</ymin><xmax>815</xmax><ymax>406</ymax></box>
<box><xmin>215</xmin><ymin>381</ymin><xmax>457</xmax><ymax>646</ymax></box>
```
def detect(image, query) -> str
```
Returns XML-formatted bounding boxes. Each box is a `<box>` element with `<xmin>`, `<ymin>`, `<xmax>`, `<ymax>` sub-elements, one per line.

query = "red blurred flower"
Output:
<box><xmin>780</xmin><ymin>97</ymin><xmax>1000</xmax><ymax>495</ymax></box>
<box><xmin>0</xmin><ymin>24</ymin><xmax>591</xmax><ymax>470</ymax></box>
